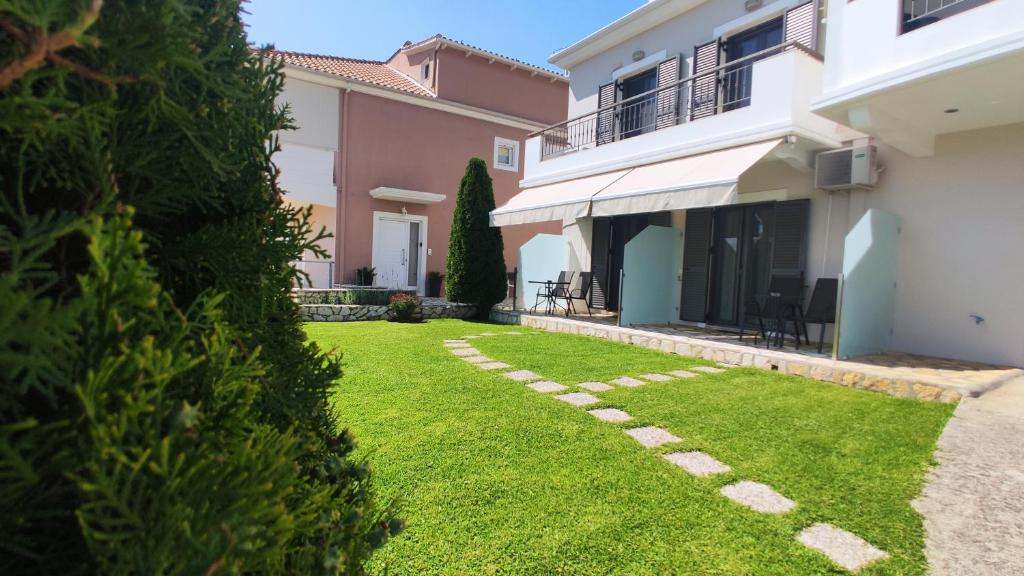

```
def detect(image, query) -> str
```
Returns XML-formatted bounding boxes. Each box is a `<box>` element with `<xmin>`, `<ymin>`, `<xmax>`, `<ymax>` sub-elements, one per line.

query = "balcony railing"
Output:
<box><xmin>901</xmin><ymin>0</ymin><xmax>994</xmax><ymax>33</ymax></box>
<box><xmin>532</xmin><ymin>41</ymin><xmax>819</xmax><ymax>161</ymax></box>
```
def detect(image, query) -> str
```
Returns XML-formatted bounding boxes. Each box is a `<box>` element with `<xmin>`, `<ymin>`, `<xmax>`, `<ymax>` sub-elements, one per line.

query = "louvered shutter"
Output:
<box><xmin>689</xmin><ymin>40</ymin><xmax>720</xmax><ymax>121</ymax></box>
<box><xmin>654</xmin><ymin>56</ymin><xmax>680</xmax><ymax>130</ymax></box>
<box><xmin>596</xmin><ymin>81</ymin><xmax>617</xmax><ymax>146</ymax></box>
<box><xmin>770</xmin><ymin>200</ymin><xmax>810</xmax><ymax>279</ymax></box>
<box><xmin>783</xmin><ymin>1</ymin><xmax>817</xmax><ymax>51</ymax></box>
<box><xmin>680</xmin><ymin>209</ymin><xmax>713</xmax><ymax>322</ymax></box>
<box><xmin>589</xmin><ymin>218</ymin><xmax>611</xmax><ymax>309</ymax></box>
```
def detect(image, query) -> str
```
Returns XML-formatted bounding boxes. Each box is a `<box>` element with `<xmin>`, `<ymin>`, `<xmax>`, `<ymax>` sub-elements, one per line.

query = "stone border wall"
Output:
<box><xmin>302</xmin><ymin>301</ymin><xmax>476</xmax><ymax>322</ymax></box>
<box><xmin>490</xmin><ymin>311</ymin><xmax>1023</xmax><ymax>403</ymax></box>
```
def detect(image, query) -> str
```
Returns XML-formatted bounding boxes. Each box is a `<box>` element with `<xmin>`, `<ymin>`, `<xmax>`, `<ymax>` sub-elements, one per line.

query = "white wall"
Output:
<box><xmin>821</xmin><ymin>0</ymin><xmax>1024</xmax><ymax>97</ymax></box>
<box><xmin>851</xmin><ymin>123</ymin><xmax>1024</xmax><ymax>367</ymax></box>
<box><xmin>276</xmin><ymin>143</ymin><xmax>337</xmax><ymax>207</ymax></box>
<box><xmin>277</xmin><ymin>75</ymin><xmax>340</xmax><ymax>150</ymax></box>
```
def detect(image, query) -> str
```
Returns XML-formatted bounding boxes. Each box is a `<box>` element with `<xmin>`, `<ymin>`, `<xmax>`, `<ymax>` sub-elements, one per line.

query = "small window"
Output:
<box><xmin>493</xmin><ymin>137</ymin><xmax>519</xmax><ymax>172</ymax></box>
<box><xmin>421</xmin><ymin>62</ymin><xmax>430</xmax><ymax>80</ymax></box>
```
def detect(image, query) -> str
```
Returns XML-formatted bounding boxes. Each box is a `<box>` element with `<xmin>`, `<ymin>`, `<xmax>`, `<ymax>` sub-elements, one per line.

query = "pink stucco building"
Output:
<box><xmin>267</xmin><ymin>35</ymin><xmax>568</xmax><ymax>291</ymax></box>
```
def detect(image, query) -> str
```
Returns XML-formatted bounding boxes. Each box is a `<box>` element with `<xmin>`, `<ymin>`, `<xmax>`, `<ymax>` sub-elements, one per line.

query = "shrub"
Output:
<box><xmin>0</xmin><ymin>1</ymin><xmax>396</xmax><ymax>573</ymax></box>
<box><xmin>355</xmin><ymin>266</ymin><xmax>377</xmax><ymax>286</ymax></box>
<box><xmin>445</xmin><ymin>158</ymin><xmax>506</xmax><ymax>316</ymax></box>
<box><xmin>389</xmin><ymin>293</ymin><xmax>422</xmax><ymax>323</ymax></box>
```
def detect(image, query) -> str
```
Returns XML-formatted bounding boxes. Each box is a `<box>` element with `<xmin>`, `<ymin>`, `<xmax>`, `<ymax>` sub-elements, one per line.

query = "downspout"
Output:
<box><xmin>337</xmin><ymin>87</ymin><xmax>351</xmax><ymax>283</ymax></box>
<box><xmin>431</xmin><ymin>44</ymin><xmax>439</xmax><ymax>93</ymax></box>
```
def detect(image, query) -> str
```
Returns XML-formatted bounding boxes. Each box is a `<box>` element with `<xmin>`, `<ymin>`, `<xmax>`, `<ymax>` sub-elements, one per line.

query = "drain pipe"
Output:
<box><xmin>617</xmin><ymin>268</ymin><xmax>624</xmax><ymax>328</ymax></box>
<box><xmin>821</xmin><ymin>190</ymin><xmax>834</xmax><ymax>276</ymax></box>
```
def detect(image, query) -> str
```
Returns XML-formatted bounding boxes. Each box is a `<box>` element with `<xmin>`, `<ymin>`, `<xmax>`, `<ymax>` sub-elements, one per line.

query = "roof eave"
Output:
<box><xmin>403</xmin><ymin>35</ymin><xmax>568</xmax><ymax>83</ymax></box>
<box><xmin>549</xmin><ymin>0</ymin><xmax>709</xmax><ymax>70</ymax></box>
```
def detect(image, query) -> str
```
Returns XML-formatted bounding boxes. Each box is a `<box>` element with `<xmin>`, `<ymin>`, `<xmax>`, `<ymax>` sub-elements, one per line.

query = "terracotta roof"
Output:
<box><xmin>264</xmin><ymin>49</ymin><xmax>434</xmax><ymax>97</ymax></box>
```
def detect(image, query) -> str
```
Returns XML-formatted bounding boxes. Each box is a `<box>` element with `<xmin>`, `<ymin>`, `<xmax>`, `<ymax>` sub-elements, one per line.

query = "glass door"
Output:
<box><xmin>708</xmin><ymin>208</ymin><xmax>743</xmax><ymax>325</ymax></box>
<box><xmin>618</xmin><ymin>69</ymin><xmax>658</xmax><ymax>139</ymax></box>
<box><xmin>723</xmin><ymin>17</ymin><xmax>783</xmax><ymax>111</ymax></box>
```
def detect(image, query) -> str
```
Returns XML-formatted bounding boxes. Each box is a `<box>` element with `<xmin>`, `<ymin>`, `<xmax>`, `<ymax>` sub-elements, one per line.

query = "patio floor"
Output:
<box><xmin>490</xmin><ymin>309</ymin><xmax>1022</xmax><ymax>402</ymax></box>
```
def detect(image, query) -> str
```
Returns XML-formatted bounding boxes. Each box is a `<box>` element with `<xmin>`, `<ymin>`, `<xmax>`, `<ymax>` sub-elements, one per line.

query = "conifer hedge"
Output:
<box><xmin>445</xmin><ymin>158</ymin><xmax>506</xmax><ymax>315</ymax></box>
<box><xmin>0</xmin><ymin>1</ymin><xmax>396</xmax><ymax>573</ymax></box>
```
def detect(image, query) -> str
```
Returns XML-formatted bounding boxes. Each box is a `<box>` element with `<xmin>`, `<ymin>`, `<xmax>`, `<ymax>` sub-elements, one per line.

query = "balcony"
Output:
<box><xmin>902</xmin><ymin>0</ymin><xmax>995</xmax><ymax>34</ymax></box>
<box><xmin>523</xmin><ymin>43</ymin><xmax>855</xmax><ymax>188</ymax></box>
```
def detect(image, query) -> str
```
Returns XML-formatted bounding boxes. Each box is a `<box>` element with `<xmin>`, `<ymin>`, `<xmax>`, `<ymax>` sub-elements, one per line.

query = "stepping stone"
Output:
<box><xmin>503</xmin><ymin>370</ymin><xmax>543</xmax><ymax>382</ymax></box>
<box><xmin>692</xmin><ymin>366</ymin><xmax>725</xmax><ymax>374</ymax></box>
<box><xmin>720</xmin><ymin>481</ymin><xmax>795</xmax><ymax>514</ymax></box>
<box><xmin>450</xmin><ymin>348</ymin><xmax>481</xmax><ymax>356</ymax></box>
<box><xmin>462</xmin><ymin>335</ymin><xmax>481</xmax><ymax>339</ymax></box>
<box><xmin>670</xmin><ymin>370</ymin><xmax>698</xmax><ymax>378</ymax></box>
<box><xmin>503</xmin><ymin>332</ymin><xmax>522</xmax><ymax>336</ymax></box>
<box><xmin>663</xmin><ymin>451</ymin><xmax>732</xmax><ymax>477</ymax></box>
<box><xmin>555</xmin><ymin>392</ymin><xmax>601</xmax><ymax>406</ymax></box>
<box><xmin>527</xmin><ymin>381</ymin><xmax>568</xmax><ymax>393</ymax></box>
<box><xmin>610</xmin><ymin>376</ymin><xmax>646</xmax><ymax>388</ymax></box>
<box><xmin>477</xmin><ymin>362</ymin><xmax>510</xmax><ymax>370</ymax></box>
<box><xmin>588</xmin><ymin>408</ymin><xmax>633</xmax><ymax>423</ymax></box>
<box><xmin>461</xmin><ymin>355</ymin><xmax>492</xmax><ymax>364</ymax></box>
<box><xmin>444</xmin><ymin>342</ymin><xmax>471</xmax><ymax>348</ymax></box>
<box><xmin>624</xmin><ymin>426</ymin><xmax>682</xmax><ymax>448</ymax></box>
<box><xmin>797</xmin><ymin>523</ymin><xmax>888</xmax><ymax>572</ymax></box>
<box><xmin>578</xmin><ymin>381</ymin><xmax>613</xmax><ymax>392</ymax></box>
<box><xmin>640</xmin><ymin>373</ymin><xmax>672</xmax><ymax>382</ymax></box>
<box><xmin>479</xmin><ymin>332</ymin><xmax>498</xmax><ymax>336</ymax></box>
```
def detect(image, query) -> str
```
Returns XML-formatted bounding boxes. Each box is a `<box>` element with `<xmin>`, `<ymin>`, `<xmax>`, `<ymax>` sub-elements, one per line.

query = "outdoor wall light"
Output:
<box><xmin>944</xmin><ymin>108</ymin><xmax>959</xmax><ymax>114</ymax></box>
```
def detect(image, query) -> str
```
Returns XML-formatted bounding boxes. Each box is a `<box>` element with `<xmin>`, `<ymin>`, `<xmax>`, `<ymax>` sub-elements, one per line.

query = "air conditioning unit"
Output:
<box><xmin>815</xmin><ymin>145</ymin><xmax>878</xmax><ymax>190</ymax></box>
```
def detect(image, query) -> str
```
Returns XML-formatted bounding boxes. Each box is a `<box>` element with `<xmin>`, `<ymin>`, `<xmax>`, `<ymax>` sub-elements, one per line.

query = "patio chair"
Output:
<box><xmin>558</xmin><ymin>271</ymin><xmax>593</xmax><ymax>316</ymax></box>
<box><xmin>801</xmin><ymin>277</ymin><xmax>839</xmax><ymax>353</ymax></box>
<box><xmin>532</xmin><ymin>270</ymin><xmax>572</xmax><ymax>314</ymax></box>
<box><xmin>740</xmin><ymin>274</ymin><xmax>805</xmax><ymax>349</ymax></box>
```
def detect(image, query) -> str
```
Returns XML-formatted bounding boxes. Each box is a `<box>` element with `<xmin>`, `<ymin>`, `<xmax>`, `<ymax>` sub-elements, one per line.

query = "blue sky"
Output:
<box><xmin>242</xmin><ymin>0</ymin><xmax>646</xmax><ymax>72</ymax></box>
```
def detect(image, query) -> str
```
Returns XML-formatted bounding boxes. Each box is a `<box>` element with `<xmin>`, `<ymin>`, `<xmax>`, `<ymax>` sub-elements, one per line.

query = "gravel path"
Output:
<box><xmin>914</xmin><ymin>376</ymin><xmax>1024</xmax><ymax>575</ymax></box>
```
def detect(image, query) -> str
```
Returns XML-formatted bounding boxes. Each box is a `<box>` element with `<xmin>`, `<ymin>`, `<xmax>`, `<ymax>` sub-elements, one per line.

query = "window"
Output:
<box><xmin>421</xmin><ymin>61</ymin><xmax>430</xmax><ymax>80</ymax></box>
<box><xmin>493</xmin><ymin>137</ymin><xmax>519</xmax><ymax>171</ymax></box>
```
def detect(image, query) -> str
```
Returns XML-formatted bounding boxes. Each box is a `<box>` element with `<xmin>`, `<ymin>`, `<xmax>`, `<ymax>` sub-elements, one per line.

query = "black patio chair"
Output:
<box><xmin>801</xmin><ymin>278</ymin><xmax>838</xmax><ymax>353</ymax></box>
<box><xmin>532</xmin><ymin>270</ymin><xmax>572</xmax><ymax>314</ymax></box>
<box><xmin>558</xmin><ymin>271</ymin><xmax>593</xmax><ymax>316</ymax></box>
<box><xmin>741</xmin><ymin>274</ymin><xmax>805</xmax><ymax>349</ymax></box>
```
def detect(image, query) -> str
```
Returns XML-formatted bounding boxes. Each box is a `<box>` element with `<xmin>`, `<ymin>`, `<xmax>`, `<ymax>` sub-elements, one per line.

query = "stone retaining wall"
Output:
<box><xmin>490</xmin><ymin>311</ymin><xmax>1022</xmax><ymax>403</ymax></box>
<box><xmin>302</xmin><ymin>300</ymin><xmax>476</xmax><ymax>322</ymax></box>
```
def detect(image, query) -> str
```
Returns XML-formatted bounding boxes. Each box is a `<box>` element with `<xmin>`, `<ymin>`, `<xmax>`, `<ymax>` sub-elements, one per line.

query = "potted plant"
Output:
<box><xmin>388</xmin><ymin>292</ymin><xmax>422</xmax><ymax>323</ymax></box>
<box><xmin>427</xmin><ymin>271</ymin><xmax>444</xmax><ymax>298</ymax></box>
<box><xmin>355</xmin><ymin>266</ymin><xmax>376</xmax><ymax>287</ymax></box>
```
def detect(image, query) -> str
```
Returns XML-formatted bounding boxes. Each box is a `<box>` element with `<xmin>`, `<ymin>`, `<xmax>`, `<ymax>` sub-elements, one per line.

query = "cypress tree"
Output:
<box><xmin>445</xmin><ymin>158</ymin><xmax>507</xmax><ymax>316</ymax></box>
<box><xmin>0</xmin><ymin>1</ymin><xmax>396</xmax><ymax>573</ymax></box>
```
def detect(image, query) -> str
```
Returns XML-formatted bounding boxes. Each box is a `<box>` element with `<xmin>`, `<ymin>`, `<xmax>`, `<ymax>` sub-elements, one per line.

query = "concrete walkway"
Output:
<box><xmin>914</xmin><ymin>376</ymin><xmax>1024</xmax><ymax>575</ymax></box>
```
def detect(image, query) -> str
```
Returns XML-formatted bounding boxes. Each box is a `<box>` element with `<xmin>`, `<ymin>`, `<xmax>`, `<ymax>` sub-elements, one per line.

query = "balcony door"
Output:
<box><xmin>618</xmin><ymin>69</ymin><xmax>658</xmax><ymax>140</ymax></box>
<box><xmin>723</xmin><ymin>17</ymin><xmax>783</xmax><ymax>111</ymax></box>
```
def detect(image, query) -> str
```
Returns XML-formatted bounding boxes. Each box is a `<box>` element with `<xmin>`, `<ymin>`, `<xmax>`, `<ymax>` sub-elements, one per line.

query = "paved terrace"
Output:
<box><xmin>490</xmin><ymin>310</ymin><xmax>1022</xmax><ymax>403</ymax></box>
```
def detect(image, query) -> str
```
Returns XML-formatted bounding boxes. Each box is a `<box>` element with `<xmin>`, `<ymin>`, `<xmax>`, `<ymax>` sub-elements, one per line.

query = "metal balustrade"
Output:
<box><xmin>534</xmin><ymin>41</ymin><xmax>819</xmax><ymax>161</ymax></box>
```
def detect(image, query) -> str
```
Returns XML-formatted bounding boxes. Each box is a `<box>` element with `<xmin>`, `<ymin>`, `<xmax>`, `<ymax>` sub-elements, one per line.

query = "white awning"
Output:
<box><xmin>590</xmin><ymin>139</ymin><xmax>782</xmax><ymax>217</ymax></box>
<box><xmin>489</xmin><ymin>168</ymin><xmax>631</xmax><ymax>226</ymax></box>
<box><xmin>370</xmin><ymin>186</ymin><xmax>446</xmax><ymax>204</ymax></box>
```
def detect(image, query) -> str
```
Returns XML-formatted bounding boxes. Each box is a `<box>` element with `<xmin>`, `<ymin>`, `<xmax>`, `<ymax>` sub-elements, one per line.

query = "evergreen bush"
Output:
<box><xmin>445</xmin><ymin>158</ymin><xmax>506</xmax><ymax>316</ymax></box>
<box><xmin>0</xmin><ymin>1</ymin><xmax>396</xmax><ymax>573</ymax></box>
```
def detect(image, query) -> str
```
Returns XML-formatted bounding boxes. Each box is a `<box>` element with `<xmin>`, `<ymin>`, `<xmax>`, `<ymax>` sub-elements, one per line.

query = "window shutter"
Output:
<box><xmin>770</xmin><ymin>199</ymin><xmax>810</xmax><ymax>279</ymax></box>
<box><xmin>783</xmin><ymin>1</ymin><xmax>817</xmax><ymax>51</ymax></box>
<box><xmin>680</xmin><ymin>209</ymin><xmax>713</xmax><ymax>322</ymax></box>
<box><xmin>596</xmin><ymin>81</ymin><xmax>617</xmax><ymax>146</ymax></box>
<box><xmin>654</xmin><ymin>56</ymin><xmax>680</xmax><ymax>130</ymax></box>
<box><xmin>689</xmin><ymin>40</ymin><xmax>720</xmax><ymax>121</ymax></box>
<box><xmin>589</xmin><ymin>218</ymin><xmax>611</xmax><ymax>309</ymax></box>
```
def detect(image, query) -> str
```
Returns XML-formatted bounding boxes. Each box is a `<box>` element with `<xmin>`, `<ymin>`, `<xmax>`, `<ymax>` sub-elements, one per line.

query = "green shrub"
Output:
<box><xmin>0</xmin><ymin>1</ymin><xmax>396</xmax><ymax>573</ymax></box>
<box><xmin>388</xmin><ymin>293</ymin><xmax>422</xmax><ymax>323</ymax></box>
<box><xmin>445</xmin><ymin>158</ymin><xmax>506</xmax><ymax>316</ymax></box>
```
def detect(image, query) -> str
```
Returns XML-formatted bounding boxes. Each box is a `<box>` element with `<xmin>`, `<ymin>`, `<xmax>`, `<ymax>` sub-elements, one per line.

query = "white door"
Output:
<box><xmin>374</xmin><ymin>217</ymin><xmax>422</xmax><ymax>291</ymax></box>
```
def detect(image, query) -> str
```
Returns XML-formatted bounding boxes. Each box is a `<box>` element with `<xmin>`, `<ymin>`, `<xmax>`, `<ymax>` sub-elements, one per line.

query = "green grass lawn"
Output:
<box><xmin>307</xmin><ymin>319</ymin><xmax>954</xmax><ymax>575</ymax></box>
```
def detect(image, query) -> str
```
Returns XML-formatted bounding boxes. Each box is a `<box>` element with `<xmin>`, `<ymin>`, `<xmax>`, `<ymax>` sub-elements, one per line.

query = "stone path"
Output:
<box><xmin>797</xmin><ymin>524</ymin><xmax>889</xmax><ymax>572</ymax></box>
<box><xmin>443</xmin><ymin>334</ymin><xmax>888</xmax><ymax>572</ymax></box>
<box><xmin>913</xmin><ymin>376</ymin><xmax>1024</xmax><ymax>576</ymax></box>
<box><xmin>663</xmin><ymin>451</ymin><xmax>731</xmax><ymax>477</ymax></box>
<box><xmin>721</xmin><ymin>481</ymin><xmax>796</xmax><ymax>514</ymax></box>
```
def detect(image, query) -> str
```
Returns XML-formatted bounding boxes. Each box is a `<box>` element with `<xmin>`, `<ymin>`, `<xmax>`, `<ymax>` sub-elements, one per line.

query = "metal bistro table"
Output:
<box><xmin>528</xmin><ymin>280</ymin><xmax>572</xmax><ymax>315</ymax></box>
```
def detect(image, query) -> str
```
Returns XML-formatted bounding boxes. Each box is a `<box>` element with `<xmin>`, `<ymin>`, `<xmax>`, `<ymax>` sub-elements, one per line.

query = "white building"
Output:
<box><xmin>493</xmin><ymin>0</ymin><xmax>1024</xmax><ymax>367</ymax></box>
